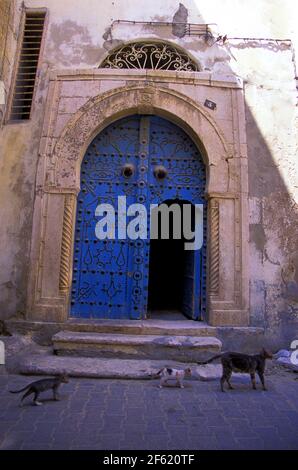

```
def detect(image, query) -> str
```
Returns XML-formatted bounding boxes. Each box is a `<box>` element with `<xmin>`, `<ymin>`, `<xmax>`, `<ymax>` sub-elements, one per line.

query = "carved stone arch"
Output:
<box><xmin>28</xmin><ymin>81</ymin><xmax>248</xmax><ymax>327</ymax></box>
<box><xmin>52</xmin><ymin>85</ymin><xmax>231</xmax><ymax>195</ymax></box>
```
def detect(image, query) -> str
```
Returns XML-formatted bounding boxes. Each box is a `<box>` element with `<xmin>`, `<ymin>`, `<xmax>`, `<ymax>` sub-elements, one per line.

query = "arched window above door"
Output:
<box><xmin>100</xmin><ymin>41</ymin><xmax>199</xmax><ymax>71</ymax></box>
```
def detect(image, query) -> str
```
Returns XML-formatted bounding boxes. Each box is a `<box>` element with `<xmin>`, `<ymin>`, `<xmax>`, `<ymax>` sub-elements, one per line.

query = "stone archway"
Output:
<box><xmin>27</xmin><ymin>82</ymin><xmax>249</xmax><ymax>326</ymax></box>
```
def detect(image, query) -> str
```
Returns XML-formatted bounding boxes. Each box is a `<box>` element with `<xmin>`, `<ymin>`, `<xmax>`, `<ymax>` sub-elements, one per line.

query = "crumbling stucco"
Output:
<box><xmin>172</xmin><ymin>3</ymin><xmax>188</xmax><ymax>38</ymax></box>
<box><xmin>47</xmin><ymin>20</ymin><xmax>105</xmax><ymax>67</ymax></box>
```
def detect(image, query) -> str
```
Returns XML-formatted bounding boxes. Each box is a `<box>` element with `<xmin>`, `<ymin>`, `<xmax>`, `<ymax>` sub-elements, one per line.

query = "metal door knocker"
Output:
<box><xmin>153</xmin><ymin>165</ymin><xmax>167</xmax><ymax>180</ymax></box>
<box><xmin>122</xmin><ymin>163</ymin><xmax>135</xmax><ymax>178</ymax></box>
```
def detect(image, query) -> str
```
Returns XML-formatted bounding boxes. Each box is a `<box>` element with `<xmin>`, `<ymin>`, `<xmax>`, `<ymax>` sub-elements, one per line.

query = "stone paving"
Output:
<box><xmin>0</xmin><ymin>372</ymin><xmax>297</xmax><ymax>450</ymax></box>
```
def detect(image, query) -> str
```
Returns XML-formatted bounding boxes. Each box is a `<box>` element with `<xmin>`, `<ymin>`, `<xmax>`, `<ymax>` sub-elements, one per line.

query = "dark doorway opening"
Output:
<box><xmin>147</xmin><ymin>200</ymin><xmax>196</xmax><ymax>317</ymax></box>
<box><xmin>148</xmin><ymin>237</ymin><xmax>185</xmax><ymax>312</ymax></box>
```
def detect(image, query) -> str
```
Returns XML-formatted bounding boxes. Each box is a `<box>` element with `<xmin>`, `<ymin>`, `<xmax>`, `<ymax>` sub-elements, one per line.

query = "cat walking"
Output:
<box><xmin>10</xmin><ymin>374</ymin><xmax>69</xmax><ymax>406</ymax></box>
<box><xmin>156</xmin><ymin>367</ymin><xmax>192</xmax><ymax>388</ymax></box>
<box><xmin>198</xmin><ymin>348</ymin><xmax>272</xmax><ymax>392</ymax></box>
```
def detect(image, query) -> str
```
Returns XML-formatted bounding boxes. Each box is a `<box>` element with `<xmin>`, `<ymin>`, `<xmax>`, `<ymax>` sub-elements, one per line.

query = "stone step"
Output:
<box><xmin>5</xmin><ymin>319</ymin><xmax>217</xmax><ymax>338</ymax></box>
<box><xmin>6</xmin><ymin>320</ymin><xmax>265</xmax><ymax>354</ymax></box>
<box><xmin>18</xmin><ymin>354</ymin><xmax>220</xmax><ymax>380</ymax></box>
<box><xmin>52</xmin><ymin>331</ymin><xmax>222</xmax><ymax>362</ymax></box>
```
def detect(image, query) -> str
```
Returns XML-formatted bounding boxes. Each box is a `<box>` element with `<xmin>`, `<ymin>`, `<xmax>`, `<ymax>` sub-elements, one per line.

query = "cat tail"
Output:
<box><xmin>197</xmin><ymin>354</ymin><xmax>222</xmax><ymax>365</ymax></box>
<box><xmin>9</xmin><ymin>385</ymin><xmax>30</xmax><ymax>394</ymax></box>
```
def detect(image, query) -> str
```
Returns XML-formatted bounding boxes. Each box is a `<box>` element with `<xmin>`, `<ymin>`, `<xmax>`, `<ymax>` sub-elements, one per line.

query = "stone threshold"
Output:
<box><xmin>6</xmin><ymin>318</ymin><xmax>263</xmax><ymax>334</ymax></box>
<box><xmin>5</xmin><ymin>319</ymin><xmax>264</xmax><ymax>353</ymax></box>
<box><xmin>6</xmin><ymin>318</ymin><xmax>218</xmax><ymax>339</ymax></box>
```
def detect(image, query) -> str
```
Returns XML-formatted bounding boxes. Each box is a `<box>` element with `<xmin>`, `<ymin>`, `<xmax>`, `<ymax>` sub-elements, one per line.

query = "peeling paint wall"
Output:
<box><xmin>0</xmin><ymin>0</ymin><xmax>297</xmax><ymax>348</ymax></box>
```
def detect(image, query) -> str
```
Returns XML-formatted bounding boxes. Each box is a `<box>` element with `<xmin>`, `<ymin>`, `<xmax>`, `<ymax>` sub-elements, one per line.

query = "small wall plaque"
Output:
<box><xmin>204</xmin><ymin>99</ymin><xmax>217</xmax><ymax>110</ymax></box>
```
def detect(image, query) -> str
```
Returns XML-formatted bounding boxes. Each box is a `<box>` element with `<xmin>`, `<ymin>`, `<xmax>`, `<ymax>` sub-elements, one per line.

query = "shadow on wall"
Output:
<box><xmin>246</xmin><ymin>103</ymin><xmax>298</xmax><ymax>348</ymax></box>
<box><xmin>174</xmin><ymin>1</ymin><xmax>298</xmax><ymax>348</ymax></box>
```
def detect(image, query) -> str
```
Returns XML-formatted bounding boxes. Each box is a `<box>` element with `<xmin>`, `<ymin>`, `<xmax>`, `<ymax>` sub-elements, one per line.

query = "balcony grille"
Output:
<box><xmin>10</xmin><ymin>11</ymin><xmax>46</xmax><ymax>120</ymax></box>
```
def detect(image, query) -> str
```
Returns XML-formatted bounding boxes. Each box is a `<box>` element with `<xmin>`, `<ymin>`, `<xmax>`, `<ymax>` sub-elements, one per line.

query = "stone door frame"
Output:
<box><xmin>27</xmin><ymin>69</ymin><xmax>249</xmax><ymax>326</ymax></box>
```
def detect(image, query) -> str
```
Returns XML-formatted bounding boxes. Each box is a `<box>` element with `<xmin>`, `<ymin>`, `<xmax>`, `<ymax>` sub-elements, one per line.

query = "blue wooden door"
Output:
<box><xmin>148</xmin><ymin>117</ymin><xmax>206</xmax><ymax>319</ymax></box>
<box><xmin>70</xmin><ymin>115</ymin><xmax>206</xmax><ymax>319</ymax></box>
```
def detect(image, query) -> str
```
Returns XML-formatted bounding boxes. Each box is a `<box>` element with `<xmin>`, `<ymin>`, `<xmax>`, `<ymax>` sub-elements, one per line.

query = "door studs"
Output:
<box><xmin>153</xmin><ymin>165</ymin><xmax>168</xmax><ymax>180</ymax></box>
<box><xmin>122</xmin><ymin>163</ymin><xmax>135</xmax><ymax>178</ymax></box>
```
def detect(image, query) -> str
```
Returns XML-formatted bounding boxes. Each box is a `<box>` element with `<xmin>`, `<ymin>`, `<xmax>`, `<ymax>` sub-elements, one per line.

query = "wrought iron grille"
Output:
<box><xmin>100</xmin><ymin>42</ymin><xmax>199</xmax><ymax>71</ymax></box>
<box><xmin>9</xmin><ymin>10</ymin><xmax>46</xmax><ymax>120</ymax></box>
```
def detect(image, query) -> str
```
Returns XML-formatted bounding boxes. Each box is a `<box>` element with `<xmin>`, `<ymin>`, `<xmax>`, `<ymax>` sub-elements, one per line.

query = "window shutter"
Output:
<box><xmin>10</xmin><ymin>10</ymin><xmax>46</xmax><ymax>120</ymax></box>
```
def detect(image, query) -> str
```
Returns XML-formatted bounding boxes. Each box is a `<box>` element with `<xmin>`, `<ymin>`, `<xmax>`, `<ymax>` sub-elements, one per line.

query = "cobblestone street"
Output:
<box><xmin>0</xmin><ymin>371</ymin><xmax>297</xmax><ymax>450</ymax></box>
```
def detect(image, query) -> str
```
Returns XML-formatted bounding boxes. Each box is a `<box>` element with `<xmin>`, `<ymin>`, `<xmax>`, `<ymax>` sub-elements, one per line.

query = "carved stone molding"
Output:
<box><xmin>209</xmin><ymin>199</ymin><xmax>220</xmax><ymax>296</ymax></box>
<box><xmin>27</xmin><ymin>78</ymin><xmax>249</xmax><ymax>326</ymax></box>
<box><xmin>59</xmin><ymin>194</ymin><xmax>75</xmax><ymax>293</ymax></box>
<box><xmin>50</xmin><ymin>85</ymin><xmax>231</xmax><ymax>192</ymax></box>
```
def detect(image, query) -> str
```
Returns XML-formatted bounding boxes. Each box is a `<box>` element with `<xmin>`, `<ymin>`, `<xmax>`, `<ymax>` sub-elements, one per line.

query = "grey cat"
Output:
<box><xmin>198</xmin><ymin>349</ymin><xmax>272</xmax><ymax>392</ymax></box>
<box><xmin>10</xmin><ymin>374</ymin><xmax>69</xmax><ymax>406</ymax></box>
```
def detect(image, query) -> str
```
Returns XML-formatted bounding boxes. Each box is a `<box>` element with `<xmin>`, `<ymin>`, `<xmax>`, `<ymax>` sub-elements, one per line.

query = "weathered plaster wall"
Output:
<box><xmin>0</xmin><ymin>0</ymin><xmax>297</xmax><ymax>348</ymax></box>
<box><xmin>243</xmin><ymin>44</ymin><xmax>298</xmax><ymax>348</ymax></box>
<box><xmin>0</xmin><ymin>1</ymin><xmax>49</xmax><ymax>319</ymax></box>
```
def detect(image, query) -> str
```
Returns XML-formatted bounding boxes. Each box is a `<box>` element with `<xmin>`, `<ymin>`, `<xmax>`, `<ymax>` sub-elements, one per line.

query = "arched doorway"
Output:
<box><xmin>70</xmin><ymin>115</ymin><xmax>206</xmax><ymax>320</ymax></box>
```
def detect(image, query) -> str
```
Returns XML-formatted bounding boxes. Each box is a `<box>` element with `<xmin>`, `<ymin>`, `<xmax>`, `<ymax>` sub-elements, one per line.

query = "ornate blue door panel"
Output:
<box><xmin>71</xmin><ymin>116</ymin><xmax>148</xmax><ymax>319</ymax></box>
<box><xmin>71</xmin><ymin>115</ymin><xmax>206</xmax><ymax>319</ymax></box>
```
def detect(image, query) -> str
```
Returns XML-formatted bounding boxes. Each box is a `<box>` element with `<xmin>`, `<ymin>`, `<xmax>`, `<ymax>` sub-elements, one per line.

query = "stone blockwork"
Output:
<box><xmin>0</xmin><ymin>0</ymin><xmax>297</xmax><ymax>349</ymax></box>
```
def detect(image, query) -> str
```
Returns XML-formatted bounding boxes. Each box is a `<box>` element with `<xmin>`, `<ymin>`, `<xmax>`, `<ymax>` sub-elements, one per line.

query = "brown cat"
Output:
<box><xmin>10</xmin><ymin>374</ymin><xmax>69</xmax><ymax>406</ymax></box>
<box><xmin>198</xmin><ymin>348</ymin><xmax>272</xmax><ymax>392</ymax></box>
